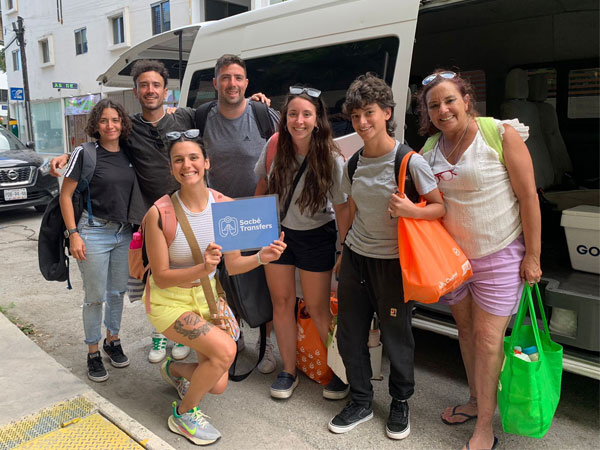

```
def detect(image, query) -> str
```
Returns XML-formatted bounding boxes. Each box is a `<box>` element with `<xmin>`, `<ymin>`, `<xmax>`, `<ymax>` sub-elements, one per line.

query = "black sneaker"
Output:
<box><xmin>386</xmin><ymin>398</ymin><xmax>410</xmax><ymax>440</ymax></box>
<box><xmin>328</xmin><ymin>401</ymin><xmax>373</xmax><ymax>433</ymax></box>
<box><xmin>87</xmin><ymin>351</ymin><xmax>108</xmax><ymax>382</ymax></box>
<box><xmin>102</xmin><ymin>339</ymin><xmax>130</xmax><ymax>368</ymax></box>
<box><xmin>323</xmin><ymin>373</ymin><xmax>350</xmax><ymax>400</ymax></box>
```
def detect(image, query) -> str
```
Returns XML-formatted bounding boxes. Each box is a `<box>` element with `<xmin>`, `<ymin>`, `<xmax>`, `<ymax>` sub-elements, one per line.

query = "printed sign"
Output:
<box><xmin>10</xmin><ymin>88</ymin><xmax>24</xmax><ymax>101</ymax></box>
<box><xmin>52</xmin><ymin>82</ymin><xmax>79</xmax><ymax>89</ymax></box>
<box><xmin>212</xmin><ymin>195</ymin><xmax>279</xmax><ymax>252</ymax></box>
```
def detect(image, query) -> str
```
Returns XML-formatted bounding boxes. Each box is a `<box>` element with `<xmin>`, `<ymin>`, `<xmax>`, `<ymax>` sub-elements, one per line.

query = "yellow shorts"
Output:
<box><xmin>145</xmin><ymin>275</ymin><xmax>213</xmax><ymax>333</ymax></box>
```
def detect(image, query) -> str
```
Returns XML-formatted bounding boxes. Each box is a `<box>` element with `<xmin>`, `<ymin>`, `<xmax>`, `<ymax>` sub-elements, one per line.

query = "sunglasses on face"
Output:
<box><xmin>289</xmin><ymin>86</ymin><xmax>322</xmax><ymax>98</ymax></box>
<box><xmin>422</xmin><ymin>71</ymin><xmax>457</xmax><ymax>86</ymax></box>
<box><xmin>165</xmin><ymin>129</ymin><xmax>201</xmax><ymax>141</ymax></box>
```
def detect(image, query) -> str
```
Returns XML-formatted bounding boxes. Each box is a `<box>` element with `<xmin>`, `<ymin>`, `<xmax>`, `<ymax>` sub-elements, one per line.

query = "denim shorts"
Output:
<box><xmin>438</xmin><ymin>235</ymin><xmax>525</xmax><ymax>316</ymax></box>
<box><xmin>272</xmin><ymin>220</ymin><xmax>337</xmax><ymax>272</ymax></box>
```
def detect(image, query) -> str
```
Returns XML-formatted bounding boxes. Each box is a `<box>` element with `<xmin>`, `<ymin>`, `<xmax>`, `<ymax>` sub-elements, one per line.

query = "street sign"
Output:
<box><xmin>10</xmin><ymin>88</ymin><xmax>24</xmax><ymax>101</ymax></box>
<box><xmin>52</xmin><ymin>82</ymin><xmax>78</xmax><ymax>89</ymax></box>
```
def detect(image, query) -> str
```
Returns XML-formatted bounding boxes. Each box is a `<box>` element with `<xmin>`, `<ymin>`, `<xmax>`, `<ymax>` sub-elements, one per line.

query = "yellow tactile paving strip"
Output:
<box><xmin>0</xmin><ymin>396</ymin><xmax>143</xmax><ymax>450</ymax></box>
<box><xmin>13</xmin><ymin>414</ymin><xmax>143</xmax><ymax>450</ymax></box>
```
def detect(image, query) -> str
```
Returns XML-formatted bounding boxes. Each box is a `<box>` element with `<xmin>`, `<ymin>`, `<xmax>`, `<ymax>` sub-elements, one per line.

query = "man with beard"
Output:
<box><xmin>195</xmin><ymin>54</ymin><xmax>280</xmax><ymax>374</ymax></box>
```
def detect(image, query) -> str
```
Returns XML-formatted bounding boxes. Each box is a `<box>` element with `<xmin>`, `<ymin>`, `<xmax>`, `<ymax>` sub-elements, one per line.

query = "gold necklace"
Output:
<box><xmin>441</xmin><ymin>116</ymin><xmax>471</xmax><ymax>163</ymax></box>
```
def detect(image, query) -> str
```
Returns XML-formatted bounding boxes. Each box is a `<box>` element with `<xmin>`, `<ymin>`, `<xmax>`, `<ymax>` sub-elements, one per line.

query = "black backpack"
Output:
<box><xmin>38</xmin><ymin>142</ymin><xmax>97</xmax><ymax>288</ymax></box>
<box><xmin>347</xmin><ymin>143</ymin><xmax>419</xmax><ymax>202</ymax></box>
<box><xmin>194</xmin><ymin>100</ymin><xmax>276</xmax><ymax>140</ymax></box>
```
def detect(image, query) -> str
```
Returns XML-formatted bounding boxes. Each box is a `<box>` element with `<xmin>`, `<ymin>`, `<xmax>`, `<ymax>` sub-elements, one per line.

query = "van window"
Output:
<box><xmin>186</xmin><ymin>37</ymin><xmax>400</xmax><ymax>137</ymax></box>
<box><xmin>567</xmin><ymin>67</ymin><xmax>599</xmax><ymax>119</ymax></box>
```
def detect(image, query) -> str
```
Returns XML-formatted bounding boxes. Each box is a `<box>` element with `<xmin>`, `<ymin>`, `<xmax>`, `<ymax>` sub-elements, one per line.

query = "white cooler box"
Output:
<box><xmin>560</xmin><ymin>205</ymin><xmax>600</xmax><ymax>274</ymax></box>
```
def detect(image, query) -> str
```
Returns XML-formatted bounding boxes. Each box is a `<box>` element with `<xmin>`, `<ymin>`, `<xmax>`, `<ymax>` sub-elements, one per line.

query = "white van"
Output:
<box><xmin>99</xmin><ymin>0</ymin><xmax>600</xmax><ymax>379</ymax></box>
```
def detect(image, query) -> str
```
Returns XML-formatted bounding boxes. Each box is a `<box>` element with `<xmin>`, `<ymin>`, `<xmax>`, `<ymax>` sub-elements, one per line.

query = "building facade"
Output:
<box><xmin>1</xmin><ymin>0</ymin><xmax>281</xmax><ymax>153</ymax></box>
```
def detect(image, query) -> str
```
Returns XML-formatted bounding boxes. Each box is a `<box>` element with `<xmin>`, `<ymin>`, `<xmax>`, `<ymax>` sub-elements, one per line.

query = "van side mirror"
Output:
<box><xmin>26</xmin><ymin>141</ymin><xmax>35</xmax><ymax>149</ymax></box>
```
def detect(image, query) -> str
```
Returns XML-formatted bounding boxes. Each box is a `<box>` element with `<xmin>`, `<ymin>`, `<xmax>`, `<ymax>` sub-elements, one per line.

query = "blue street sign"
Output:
<box><xmin>10</xmin><ymin>88</ymin><xmax>24</xmax><ymax>101</ymax></box>
<box><xmin>212</xmin><ymin>195</ymin><xmax>280</xmax><ymax>252</ymax></box>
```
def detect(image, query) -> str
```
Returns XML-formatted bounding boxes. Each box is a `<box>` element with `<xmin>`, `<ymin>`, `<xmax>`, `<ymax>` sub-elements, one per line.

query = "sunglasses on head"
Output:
<box><xmin>289</xmin><ymin>86</ymin><xmax>322</xmax><ymax>98</ymax></box>
<box><xmin>165</xmin><ymin>129</ymin><xmax>200</xmax><ymax>141</ymax></box>
<box><xmin>421</xmin><ymin>71</ymin><xmax>457</xmax><ymax>86</ymax></box>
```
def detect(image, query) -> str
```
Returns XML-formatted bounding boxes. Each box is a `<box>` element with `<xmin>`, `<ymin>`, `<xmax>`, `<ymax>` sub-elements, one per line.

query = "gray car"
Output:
<box><xmin>0</xmin><ymin>127</ymin><xmax>59</xmax><ymax>213</ymax></box>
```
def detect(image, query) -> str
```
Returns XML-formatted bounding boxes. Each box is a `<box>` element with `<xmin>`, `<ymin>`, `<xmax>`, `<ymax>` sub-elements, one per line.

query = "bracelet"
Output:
<box><xmin>257</xmin><ymin>251</ymin><xmax>268</xmax><ymax>265</ymax></box>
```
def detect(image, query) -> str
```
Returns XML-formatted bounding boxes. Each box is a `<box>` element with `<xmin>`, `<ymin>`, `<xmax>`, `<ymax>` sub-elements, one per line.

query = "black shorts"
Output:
<box><xmin>272</xmin><ymin>220</ymin><xmax>337</xmax><ymax>272</ymax></box>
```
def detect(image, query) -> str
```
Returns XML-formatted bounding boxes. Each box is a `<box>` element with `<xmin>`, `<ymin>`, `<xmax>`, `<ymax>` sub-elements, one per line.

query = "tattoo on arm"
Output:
<box><xmin>173</xmin><ymin>315</ymin><xmax>213</xmax><ymax>340</ymax></box>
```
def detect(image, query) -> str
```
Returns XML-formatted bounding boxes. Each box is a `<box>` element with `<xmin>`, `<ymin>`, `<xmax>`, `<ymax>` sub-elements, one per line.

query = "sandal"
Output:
<box><xmin>465</xmin><ymin>436</ymin><xmax>498</xmax><ymax>450</ymax></box>
<box><xmin>441</xmin><ymin>404</ymin><xmax>477</xmax><ymax>425</ymax></box>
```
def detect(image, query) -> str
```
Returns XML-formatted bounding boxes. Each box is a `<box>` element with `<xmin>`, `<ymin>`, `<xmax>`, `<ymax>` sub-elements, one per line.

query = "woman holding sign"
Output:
<box><xmin>254</xmin><ymin>86</ymin><xmax>350</xmax><ymax>400</ymax></box>
<box><xmin>144</xmin><ymin>131</ymin><xmax>286</xmax><ymax>446</ymax></box>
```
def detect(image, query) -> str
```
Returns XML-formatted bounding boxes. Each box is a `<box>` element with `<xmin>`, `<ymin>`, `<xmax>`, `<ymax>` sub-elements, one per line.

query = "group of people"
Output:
<box><xmin>51</xmin><ymin>55</ymin><xmax>541</xmax><ymax>450</ymax></box>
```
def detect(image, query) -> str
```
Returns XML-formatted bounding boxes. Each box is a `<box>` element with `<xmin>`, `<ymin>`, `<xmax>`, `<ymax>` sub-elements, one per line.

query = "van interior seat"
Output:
<box><xmin>528</xmin><ymin>73</ymin><xmax>573</xmax><ymax>186</ymax></box>
<box><xmin>501</xmin><ymin>69</ymin><xmax>599</xmax><ymax>210</ymax></box>
<box><xmin>500</xmin><ymin>68</ymin><xmax>556</xmax><ymax>190</ymax></box>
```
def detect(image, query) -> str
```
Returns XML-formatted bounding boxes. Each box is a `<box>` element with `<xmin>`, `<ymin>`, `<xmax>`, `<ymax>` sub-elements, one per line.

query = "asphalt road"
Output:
<box><xmin>0</xmin><ymin>207</ymin><xmax>598</xmax><ymax>449</ymax></box>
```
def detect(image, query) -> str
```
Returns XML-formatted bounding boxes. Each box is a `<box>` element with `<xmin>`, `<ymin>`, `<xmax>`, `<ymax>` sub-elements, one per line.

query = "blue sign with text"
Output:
<box><xmin>212</xmin><ymin>195</ymin><xmax>279</xmax><ymax>252</ymax></box>
<box><xmin>10</xmin><ymin>88</ymin><xmax>24</xmax><ymax>101</ymax></box>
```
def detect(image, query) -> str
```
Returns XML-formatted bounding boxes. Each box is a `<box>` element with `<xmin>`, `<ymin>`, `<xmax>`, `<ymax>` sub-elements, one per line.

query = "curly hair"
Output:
<box><xmin>415</xmin><ymin>70</ymin><xmax>479</xmax><ymax>136</ymax></box>
<box><xmin>131</xmin><ymin>59</ymin><xmax>169</xmax><ymax>89</ymax></box>
<box><xmin>214</xmin><ymin>54</ymin><xmax>246</xmax><ymax>79</ymax></box>
<box><xmin>85</xmin><ymin>98</ymin><xmax>132</xmax><ymax>140</ymax></box>
<box><xmin>267</xmin><ymin>89</ymin><xmax>340</xmax><ymax>216</ymax></box>
<box><xmin>343</xmin><ymin>73</ymin><xmax>396</xmax><ymax>137</ymax></box>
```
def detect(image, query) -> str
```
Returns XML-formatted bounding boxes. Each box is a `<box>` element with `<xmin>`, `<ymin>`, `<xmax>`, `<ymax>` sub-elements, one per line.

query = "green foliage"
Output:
<box><xmin>0</xmin><ymin>302</ymin><xmax>36</xmax><ymax>336</ymax></box>
<box><xmin>0</xmin><ymin>47</ymin><xmax>5</xmax><ymax>73</ymax></box>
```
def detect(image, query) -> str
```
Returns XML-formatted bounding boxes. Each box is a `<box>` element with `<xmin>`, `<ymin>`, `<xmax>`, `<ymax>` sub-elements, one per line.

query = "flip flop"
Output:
<box><xmin>441</xmin><ymin>404</ymin><xmax>477</xmax><ymax>425</ymax></box>
<box><xmin>465</xmin><ymin>436</ymin><xmax>498</xmax><ymax>450</ymax></box>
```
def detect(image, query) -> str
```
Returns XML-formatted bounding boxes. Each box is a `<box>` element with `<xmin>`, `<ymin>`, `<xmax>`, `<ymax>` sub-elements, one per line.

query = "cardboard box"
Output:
<box><xmin>560</xmin><ymin>205</ymin><xmax>600</xmax><ymax>274</ymax></box>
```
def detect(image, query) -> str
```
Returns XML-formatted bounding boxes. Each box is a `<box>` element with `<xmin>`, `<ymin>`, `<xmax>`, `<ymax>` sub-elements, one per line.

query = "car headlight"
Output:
<box><xmin>39</xmin><ymin>159</ymin><xmax>51</xmax><ymax>175</ymax></box>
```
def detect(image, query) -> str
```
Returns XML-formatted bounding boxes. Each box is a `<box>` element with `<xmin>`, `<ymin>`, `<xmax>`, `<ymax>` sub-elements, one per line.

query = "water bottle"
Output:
<box><xmin>130</xmin><ymin>231</ymin><xmax>142</xmax><ymax>249</ymax></box>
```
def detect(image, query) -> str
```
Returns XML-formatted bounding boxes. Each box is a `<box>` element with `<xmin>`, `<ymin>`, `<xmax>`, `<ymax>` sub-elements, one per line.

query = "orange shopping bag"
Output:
<box><xmin>396</xmin><ymin>151</ymin><xmax>472</xmax><ymax>303</ymax></box>
<box><xmin>296</xmin><ymin>297</ymin><xmax>337</xmax><ymax>385</ymax></box>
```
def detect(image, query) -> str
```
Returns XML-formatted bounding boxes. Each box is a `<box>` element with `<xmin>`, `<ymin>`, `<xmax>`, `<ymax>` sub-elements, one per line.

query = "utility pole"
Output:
<box><xmin>13</xmin><ymin>16</ymin><xmax>34</xmax><ymax>142</ymax></box>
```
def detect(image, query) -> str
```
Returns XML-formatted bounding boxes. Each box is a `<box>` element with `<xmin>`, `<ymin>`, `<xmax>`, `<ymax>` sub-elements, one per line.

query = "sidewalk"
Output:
<box><xmin>0</xmin><ymin>313</ymin><xmax>174</xmax><ymax>450</ymax></box>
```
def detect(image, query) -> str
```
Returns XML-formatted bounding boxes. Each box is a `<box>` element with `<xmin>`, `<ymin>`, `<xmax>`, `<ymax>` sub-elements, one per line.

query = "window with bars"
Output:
<box><xmin>112</xmin><ymin>16</ymin><xmax>125</xmax><ymax>44</ymax></box>
<box><xmin>151</xmin><ymin>1</ymin><xmax>170</xmax><ymax>35</ymax></box>
<box><xmin>75</xmin><ymin>27</ymin><xmax>88</xmax><ymax>55</ymax></box>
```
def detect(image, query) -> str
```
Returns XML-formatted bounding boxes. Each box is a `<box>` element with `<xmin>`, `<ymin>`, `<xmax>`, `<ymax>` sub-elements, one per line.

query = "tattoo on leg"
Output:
<box><xmin>174</xmin><ymin>316</ymin><xmax>213</xmax><ymax>340</ymax></box>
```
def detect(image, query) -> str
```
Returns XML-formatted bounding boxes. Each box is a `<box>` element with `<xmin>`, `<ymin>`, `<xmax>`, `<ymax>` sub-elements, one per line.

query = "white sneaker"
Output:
<box><xmin>172</xmin><ymin>343</ymin><xmax>191</xmax><ymax>360</ymax></box>
<box><xmin>256</xmin><ymin>337</ymin><xmax>276</xmax><ymax>374</ymax></box>
<box><xmin>149</xmin><ymin>332</ymin><xmax>167</xmax><ymax>363</ymax></box>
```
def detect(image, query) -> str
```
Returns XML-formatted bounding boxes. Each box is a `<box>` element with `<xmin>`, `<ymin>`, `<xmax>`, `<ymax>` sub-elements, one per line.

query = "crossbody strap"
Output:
<box><xmin>170</xmin><ymin>193</ymin><xmax>221</xmax><ymax>325</ymax></box>
<box><xmin>280</xmin><ymin>157</ymin><xmax>308</xmax><ymax>222</ymax></box>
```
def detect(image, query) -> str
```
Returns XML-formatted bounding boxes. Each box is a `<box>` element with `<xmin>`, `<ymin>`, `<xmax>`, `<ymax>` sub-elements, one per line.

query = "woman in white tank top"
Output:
<box><xmin>416</xmin><ymin>71</ymin><xmax>542</xmax><ymax>450</ymax></box>
<box><xmin>144</xmin><ymin>132</ymin><xmax>286</xmax><ymax>445</ymax></box>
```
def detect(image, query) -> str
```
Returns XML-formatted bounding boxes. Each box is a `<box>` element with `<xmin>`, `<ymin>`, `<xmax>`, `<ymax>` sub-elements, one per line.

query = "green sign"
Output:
<box><xmin>52</xmin><ymin>82</ymin><xmax>78</xmax><ymax>89</ymax></box>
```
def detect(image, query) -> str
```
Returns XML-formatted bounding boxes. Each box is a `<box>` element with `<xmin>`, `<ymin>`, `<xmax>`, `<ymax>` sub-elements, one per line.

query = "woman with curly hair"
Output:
<box><xmin>415</xmin><ymin>70</ymin><xmax>540</xmax><ymax>450</ymax></box>
<box><xmin>60</xmin><ymin>98</ymin><xmax>136</xmax><ymax>382</ymax></box>
<box><xmin>254</xmin><ymin>86</ymin><xmax>350</xmax><ymax>399</ymax></box>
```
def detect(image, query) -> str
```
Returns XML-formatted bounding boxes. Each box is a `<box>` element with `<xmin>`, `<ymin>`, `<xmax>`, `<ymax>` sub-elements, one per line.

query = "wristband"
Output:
<box><xmin>257</xmin><ymin>251</ymin><xmax>268</xmax><ymax>265</ymax></box>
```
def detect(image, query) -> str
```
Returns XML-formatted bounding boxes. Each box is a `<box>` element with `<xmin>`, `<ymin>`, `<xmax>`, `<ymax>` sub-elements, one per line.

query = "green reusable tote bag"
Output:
<box><xmin>497</xmin><ymin>283</ymin><xmax>563</xmax><ymax>438</ymax></box>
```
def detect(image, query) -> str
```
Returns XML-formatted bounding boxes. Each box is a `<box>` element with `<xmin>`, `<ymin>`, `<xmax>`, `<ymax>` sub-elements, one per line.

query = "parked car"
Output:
<box><xmin>0</xmin><ymin>126</ymin><xmax>59</xmax><ymax>213</ymax></box>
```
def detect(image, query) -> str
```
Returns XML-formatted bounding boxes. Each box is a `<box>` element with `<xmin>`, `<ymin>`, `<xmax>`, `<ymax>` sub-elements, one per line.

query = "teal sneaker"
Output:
<box><xmin>168</xmin><ymin>402</ymin><xmax>221</xmax><ymax>445</ymax></box>
<box><xmin>161</xmin><ymin>357</ymin><xmax>190</xmax><ymax>400</ymax></box>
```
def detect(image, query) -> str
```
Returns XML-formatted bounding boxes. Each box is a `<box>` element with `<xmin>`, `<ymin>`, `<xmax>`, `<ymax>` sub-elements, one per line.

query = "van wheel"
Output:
<box><xmin>34</xmin><ymin>205</ymin><xmax>47</xmax><ymax>213</ymax></box>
